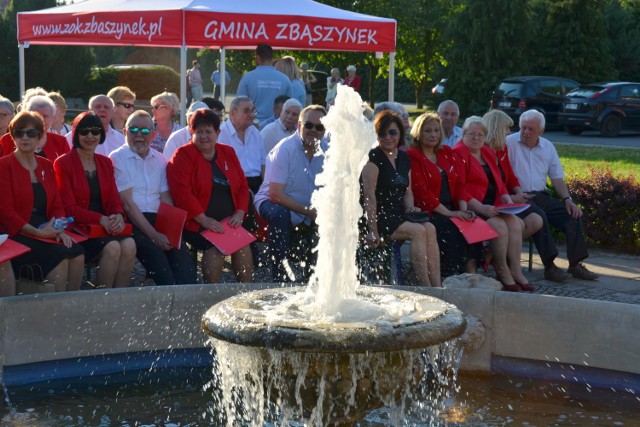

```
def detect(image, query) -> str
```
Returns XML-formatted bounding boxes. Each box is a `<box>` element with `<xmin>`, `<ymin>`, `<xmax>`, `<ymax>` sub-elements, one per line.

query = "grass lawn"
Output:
<box><xmin>555</xmin><ymin>144</ymin><xmax>640</xmax><ymax>180</ymax></box>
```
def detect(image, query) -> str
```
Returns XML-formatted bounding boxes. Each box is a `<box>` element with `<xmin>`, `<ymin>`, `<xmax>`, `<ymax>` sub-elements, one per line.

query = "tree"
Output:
<box><xmin>605</xmin><ymin>0</ymin><xmax>640</xmax><ymax>81</ymax></box>
<box><xmin>444</xmin><ymin>0</ymin><xmax>531</xmax><ymax>116</ymax></box>
<box><xmin>532</xmin><ymin>0</ymin><xmax>617</xmax><ymax>83</ymax></box>
<box><xmin>0</xmin><ymin>0</ymin><xmax>95</xmax><ymax>101</ymax></box>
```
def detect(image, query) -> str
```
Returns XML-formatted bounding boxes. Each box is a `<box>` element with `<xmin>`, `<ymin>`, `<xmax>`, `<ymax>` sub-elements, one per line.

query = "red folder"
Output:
<box><xmin>0</xmin><ymin>238</ymin><xmax>31</xmax><ymax>263</ymax></box>
<box><xmin>155</xmin><ymin>202</ymin><xmax>187</xmax><ymax>249</ymax></box>
<box><xmin>450</xmin><ymin>217</ymin><xmax>499</xmax><ymax>244</ymax></box>
<box><xmin>73</xmin><ymin>223</ymin><xmax>133</xmax><ymax>238</ymax></box>
<box><xmin>201</xmin><ymin>217</ymin><xmax>257</xmax><ymax>255</ymax></box>
<box><xmin>20</xmin><ymin>232</ymin><xmax>88</xmax><ymax>245</ymax></box>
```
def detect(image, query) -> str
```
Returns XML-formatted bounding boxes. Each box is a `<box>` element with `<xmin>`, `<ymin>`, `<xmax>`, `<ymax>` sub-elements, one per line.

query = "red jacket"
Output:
<box><xmin>0</xmin><ymin>153</ymin><xmax>65</xmax><ymax>236</ymax></box>
<box><xmin>1</xmin><ymin>132</ymin><xmax>70</xmax><ymax>160</ymax></box>
<box><xmin>494</xmin><ymin>146</ymin><xmax>520</xmax><ymax>193</ymax></box>
<box><xmin>453</xmin><ymin>142</ymin><xmax>508</xmax><ymax>205</ymax></box>
<box><xmin>53</xmin><ymin>149</ymin><xmax>125</xmax><ymax>225</ymax></box>
<box><xmin>344</xmin><ymin>75</ymin><xmax>362</xmax><ymax>92</ymax></box>
<box><xmin>167</xmin><ymin>142</ymin><xmax>249</xmax><ymax>233</ymax></box>
<box><xmin>407</xmin><ymin>145</ymin><xmax>470</xmax><ymax>213</ymax></box>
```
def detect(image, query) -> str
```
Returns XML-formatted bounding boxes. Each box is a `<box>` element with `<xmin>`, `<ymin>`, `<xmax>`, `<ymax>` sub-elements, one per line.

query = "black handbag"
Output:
<box><xmin>405</xmin><ymin>211</ymin><xmax>430</xmax><ymax>223</ymax></box>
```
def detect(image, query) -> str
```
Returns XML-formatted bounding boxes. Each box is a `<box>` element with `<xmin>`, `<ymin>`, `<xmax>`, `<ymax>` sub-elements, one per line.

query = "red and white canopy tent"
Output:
<box><xmin>17</xmin><ymin>0</ymin><xmax>397</xmax><ymax>121</ymax></box>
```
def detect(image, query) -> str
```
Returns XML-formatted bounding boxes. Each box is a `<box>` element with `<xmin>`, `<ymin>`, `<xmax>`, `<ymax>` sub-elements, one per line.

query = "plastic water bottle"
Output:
<box><xmin>38</xmin><ymin>217</ymin><xmax>74</xmax><ymax>231</ymax></box>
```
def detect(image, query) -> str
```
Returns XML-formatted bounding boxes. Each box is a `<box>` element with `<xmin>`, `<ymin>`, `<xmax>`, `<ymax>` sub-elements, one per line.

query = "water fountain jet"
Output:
<box><xmin>203</xmin><ymin>86</ymin><xmax>466</xmax><ymax>425</ymax></box>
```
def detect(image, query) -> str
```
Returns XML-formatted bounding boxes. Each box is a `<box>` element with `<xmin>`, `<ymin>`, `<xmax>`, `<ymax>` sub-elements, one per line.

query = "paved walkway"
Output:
<box><xmin>518</xmin><ymin>245</ymin><xmax>640</xmax><ymax>305</ymax></box>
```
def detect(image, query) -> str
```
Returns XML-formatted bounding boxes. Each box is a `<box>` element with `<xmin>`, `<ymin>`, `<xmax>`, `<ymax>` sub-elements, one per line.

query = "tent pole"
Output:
<box><xmin>220</xmin><ymin>47</ymin><xmax>226</xmax><ymax>107</ymax></box>
<box><xmin>388</xmin><ymin>52</ymin><xmax>395</xmax><ymax>102</ymax></box>
<box><xmin>180</xmin><ymin>45</ymin><xmax>187</xmax><ymax>126</ymax></box>
<box><xmin>19</xmin><ymin>43</ymin><xmax>26</xmax><ymax>99</ymax></box>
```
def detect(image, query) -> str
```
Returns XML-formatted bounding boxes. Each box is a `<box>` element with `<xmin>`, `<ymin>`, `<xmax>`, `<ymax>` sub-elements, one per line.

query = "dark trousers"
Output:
<box><xmin>133</xmin><ymin>213</ymin><xmax>197</xmax><ymax>286</ymax></box>
<box><xmin>431</xmin><ymin>213</ymin><xmax>474</xmax><ymax>278</ymax></box>
<box><xmin>258</xmin><ymin>201</ymin><xmax>314</xmax><ymax>282</ymax></box>
<box><xmin>518</xmin><ymin>202</ymin><xmax>558</xmax><ymax>268</ymax></box>
<box><xmin>528</xmin><ymin>191</ymin><xmax>589</xmax><ymax>266</ymax></box>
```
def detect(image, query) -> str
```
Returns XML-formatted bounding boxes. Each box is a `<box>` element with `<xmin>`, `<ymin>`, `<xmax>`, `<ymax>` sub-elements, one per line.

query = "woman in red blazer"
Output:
<box><xmin>407</xmin><ymin>112</ymin><xmax>478</xmax><ymax>278</ymax></box>
<box><xmin>483</xmin><ymin>109</ymin><xmax>543</xmax><ymax>240</ymax></box>
<box><xmin>453</xmin><ymin>116</ymin><xmax>531</xmax><ymax>291</ymax></box>
<box><xmin>54</xmin><ymin>112</ymin><xmax>136</xmax><ymax>288</ymax></box>
<box><xmin>0</xmin><ymin>111</ymin><xmax>84</xmax><ymax>292</ymax></box>
<box><xmin>167</xmin><ymin>108</ymin><xmax>252</xmax><ymax>283</ymax></box>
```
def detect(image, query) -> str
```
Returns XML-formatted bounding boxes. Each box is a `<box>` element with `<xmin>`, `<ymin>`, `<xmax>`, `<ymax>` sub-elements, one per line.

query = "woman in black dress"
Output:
<box><xmin>361</xmin><ymin>111</ymin><xmax>441</xmax><ymax>286</ymax></box>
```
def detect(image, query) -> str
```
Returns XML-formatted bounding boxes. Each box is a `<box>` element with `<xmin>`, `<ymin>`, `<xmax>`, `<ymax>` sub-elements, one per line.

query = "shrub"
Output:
<box><xmin>567</xmin><ymin>167</ymin><xmax>640</xmax><ymax>254</ymax></box>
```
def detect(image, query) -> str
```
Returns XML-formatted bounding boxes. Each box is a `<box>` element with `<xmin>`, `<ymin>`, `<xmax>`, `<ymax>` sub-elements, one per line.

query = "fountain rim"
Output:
<box><xmin>202</xmin><ymin>286</ymin><xmax>467</xmax><ymax>353</ymax></box>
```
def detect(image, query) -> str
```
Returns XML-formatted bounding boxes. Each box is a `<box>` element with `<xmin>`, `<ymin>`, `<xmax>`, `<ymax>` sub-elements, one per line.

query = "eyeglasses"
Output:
<box><xmin>303</xmin><ymin>121</ymin><xmax>325</xmax><ymax>132</ymax></box>
<box><xmin>464</xmin><ymin>132</ymin><xmax>485</xmax><ymax>139</ymax></box>
<box><xmin>378</xmin><ymin>129</ymin><xmax>400</xmax><ymax>138</ymax></box>
<box><xmin>117</xmin><ymin>102</ymin><xmax>135</xmax><ymax>109</ymax></box>
<box><xmin>13</xmin><ymin>128</ymin><xmax>40</xmax><ymax>138</ymax></box>
<box><xmin>77</xmin><ymin>127</ymin><xmax>102</xmax><ymax>136</ymax></box>
<box><xmin>128</xmin><ymin>126</ymin><xmax>152</xmax><ymax>135</ymax></box>
<box><xmin>238</xmin><ymin>108</ymin><xmax>257</xmax><ymax>116</ymax></box>
<box><xmin>152</xmin><ymin>104</ymin><xmax>168</xmax><ymax>110</ymax></box>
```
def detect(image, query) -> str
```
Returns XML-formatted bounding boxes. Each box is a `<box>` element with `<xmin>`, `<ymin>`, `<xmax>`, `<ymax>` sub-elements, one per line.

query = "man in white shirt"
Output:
<box><xmin>218</xmin><ymin>95</ymin><xmax>266</xmax><ymax>193</ymax></box>
<box><xmin>438</xmin><ymin>100</ymin><xmax>463</xmax><ymax>147</ymax></box>
<box><xmin>110</xmin><ymin>111</ymin><xmax>196</xmax><ymax>286</ymax></box>
<box><xmin>260</xmin><ymin>98</ymin><xmax>302</xmax><ymax>154</ymax></box>
<box><xmin>506</xmin><ymin>109</ymin><xmax>598</xmax><ymax>282</ymax></box>
<box><xmin>67</xmin><ymin>95</ymin><xmax>125</xmax><ymax>156</ymax></box>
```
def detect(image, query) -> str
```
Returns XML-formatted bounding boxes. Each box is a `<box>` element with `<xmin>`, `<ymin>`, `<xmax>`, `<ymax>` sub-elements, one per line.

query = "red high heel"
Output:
<box><xmin>501</xmin><ymin>282</ymin><xmax>522</xmax><ymax>292</ymax></box>
<box><xmin>516</xmin><ymin>281</ymin><xmax>535</xmax><ymax>292</ymax></box>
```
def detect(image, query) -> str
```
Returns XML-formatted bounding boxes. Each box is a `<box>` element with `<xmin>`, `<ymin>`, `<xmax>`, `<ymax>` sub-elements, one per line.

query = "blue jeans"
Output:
<box><xmin>258</xmin><ymin>200</ymin><xmax>293</xmax><ymax>282</ymax></box>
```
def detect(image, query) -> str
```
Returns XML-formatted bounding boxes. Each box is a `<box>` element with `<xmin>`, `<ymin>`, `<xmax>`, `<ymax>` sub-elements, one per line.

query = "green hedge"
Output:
<box><xmin>86</xmin><ymin>66</ymin><xmax>180</xmax><ymax>101</ymax></box>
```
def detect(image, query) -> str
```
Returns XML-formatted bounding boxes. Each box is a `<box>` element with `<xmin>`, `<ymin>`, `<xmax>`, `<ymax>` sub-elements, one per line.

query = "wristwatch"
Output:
<box><xmin>562</xmin><ymin>196</ymin><xmax>572</xmax><ymax>202</ymax></box>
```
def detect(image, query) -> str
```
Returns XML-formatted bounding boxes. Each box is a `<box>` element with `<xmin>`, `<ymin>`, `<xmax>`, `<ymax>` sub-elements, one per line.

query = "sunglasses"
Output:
<box><xmin>117</xmin><ymin>102</ymin><xmax>135</xmax><ymax>109</ymax></box>
<box><xmin>77</xmin><ymin>127</ymin><xmax>102</xmax><ymax>136</ymax></box>
<box><xmin>303</xmin><ymin>121</ymin><xmax>325</xmax><ymax>132</ymax></box>
<box><xmin>128</xmin><ymin>126</ymin><xmax>152</xmax><ymax>135</ymax></box>
<box><xmin>378</xmin><ymin>129</ymin><xmax>400</xmax><ymax>138</ymax></box>
<box><xmin>13</xmin><ymin>128</ymin><xmax>40</xmax><ymax>138</ymax></box>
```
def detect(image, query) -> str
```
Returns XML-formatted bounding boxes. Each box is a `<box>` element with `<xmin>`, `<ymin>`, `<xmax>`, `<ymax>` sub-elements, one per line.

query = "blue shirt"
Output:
<box><xmin>237</xmin><ymin>65</ymin><xmax>293</xmax><ymax>124</ymax></box>
<box><xmin>291</xmin><ymin>79</ymin><xmax>307</xmax><ymax>106</ymax></box>
<box><xmin>210</xmin><ymin>70</ymin><xmax>231</xmax><ymax>86</ymax></box>
<box><xmin>254</xmin><ymin>132</ymin><xmax>327</xmax><ymax>226</ymax></box>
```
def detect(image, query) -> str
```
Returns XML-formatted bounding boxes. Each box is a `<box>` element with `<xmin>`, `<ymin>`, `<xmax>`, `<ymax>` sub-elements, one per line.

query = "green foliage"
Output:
<box><xmin>567</xmin><ymin>167</ymin><xmax>640</xmax><ymax>253</ymax></box>
<box><xmin>0</xmin><ymin>0</ymin><xmax>95</xmax><ymax>101</ymax></box>
<box><xmin>605</xmin><ymin>0</ymin><xmax>640</xmax><ymax>81</ymax></box>
<box><xmin>445</xmin><ymin>0</ymin><xmax>531</xmax><ymax>116</ymax></box>
<box><xmin>533</xmin><ymin>0</ymin><xmax>618</xmax><ymax>83</ymax></box>
<box><xmin>86</xmin><ymin>66</ymin><xmax>180</xmax><ymax>101</ymax></box>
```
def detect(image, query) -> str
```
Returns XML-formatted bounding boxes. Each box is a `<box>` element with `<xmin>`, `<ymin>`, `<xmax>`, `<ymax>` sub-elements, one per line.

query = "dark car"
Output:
<box><xmin>490</xmin><ymin>76</ymin><xmax>580</xmax><ymax>128</ymax></box>
<box><xmin>558</xmin><ymin>82</ymin><xmax>640</xmax><ymax>137</ymax></box>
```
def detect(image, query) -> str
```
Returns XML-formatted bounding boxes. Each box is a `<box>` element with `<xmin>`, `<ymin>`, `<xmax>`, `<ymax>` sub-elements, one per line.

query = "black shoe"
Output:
<box><xmin>568</xmin><ymin>263</ymin><xmax>599</xmax><ymax>281</ymax></box>
<box><xmin>544</xmin><ymin>265</ymin><xmax>572</xmax><ymax>283</ymax></box>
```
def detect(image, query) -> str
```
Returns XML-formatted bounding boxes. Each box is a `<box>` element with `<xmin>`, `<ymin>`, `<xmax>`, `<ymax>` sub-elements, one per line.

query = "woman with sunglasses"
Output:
<box><xmin>453</xmin><ymin>116</ymin><xmax>532</xmax><ymax>291</ymax></box>
<box><xmin>167</xmin><ymin>108</ymin><xmax>253</xmax><ymax>283</ymax></box>
<box><xmin>0</xmin><ymin>111</ymin><xmax>84</xmax><ymax>292</ymax></box>
<box><xmin>407</xmin><ymin>112</ymin><xmax>478</xmax><ymax>279</ymax></box>
<box><xmin>53</xmin><ymin>112</ymin><xmax>136</xmax><ymax>288</ymax></box>
<box><xmin>107</xmin><ymin>86</ymin><xmax>136</xmax><ymax>134</ymax></box>
<box><xmin>361</xmin><ymin>111</ymin><xmax>441</xmax><ymax>287</ymax></box>
<box><xmin>0</xmin><ymin>95</ymin><xmax>70</xmax><ymax>161</ymax></box>
<box><xmin>149</xmin><ymin>92</ymin><xmax>180</xmax><ymax>153</ymax></box>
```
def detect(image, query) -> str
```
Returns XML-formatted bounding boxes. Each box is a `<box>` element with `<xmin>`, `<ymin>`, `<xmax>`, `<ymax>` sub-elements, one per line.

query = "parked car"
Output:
<box><xmin>558</xmin><ymin>82</ymin><xmax>640</xmax><ymax>137</ymax></box>
<box><xmin>490</xmin><ymin>76</ymin><xmax>580</xmax><ymax>128</ymax></box>
<box><xmin>431</xmin><ymin>78</ymin><xmax>447</xmax><ymax>94</ymax></box>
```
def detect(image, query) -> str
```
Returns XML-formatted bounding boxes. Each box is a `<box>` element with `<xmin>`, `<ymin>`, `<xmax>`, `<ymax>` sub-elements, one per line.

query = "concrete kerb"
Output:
<box><xmin>1</xmin><ymin>283</ymin><xmax>638</xmax><ymax>387</ymax></box>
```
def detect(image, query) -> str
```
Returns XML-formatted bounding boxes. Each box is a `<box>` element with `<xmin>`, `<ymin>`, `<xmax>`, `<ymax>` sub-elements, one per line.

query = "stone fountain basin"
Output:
<box><xmin>202</xmin><ymin>286</ymin><xmax>467</xmax><ymax>353</ymax></box>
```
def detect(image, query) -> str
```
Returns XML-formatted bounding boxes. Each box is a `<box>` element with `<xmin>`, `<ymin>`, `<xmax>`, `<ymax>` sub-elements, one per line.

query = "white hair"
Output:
<box><xmin>519</xmin><ymin>109</ymin><xmax>546</xmax><ymax>130</ymax></box>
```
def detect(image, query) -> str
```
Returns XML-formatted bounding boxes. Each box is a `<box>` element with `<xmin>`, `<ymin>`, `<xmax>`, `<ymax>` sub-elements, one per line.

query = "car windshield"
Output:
<box><xmin>497</xmin><ymin>82</ymin><xmax>524</xmax><ymax>97</ymax></box>
<box><xmin>566</xmin><ymin>86</ymin><xmax>606</xmax><ymax>98</ymax></box>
